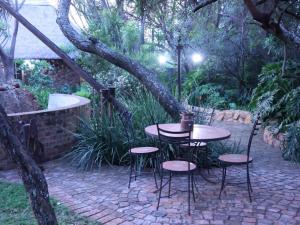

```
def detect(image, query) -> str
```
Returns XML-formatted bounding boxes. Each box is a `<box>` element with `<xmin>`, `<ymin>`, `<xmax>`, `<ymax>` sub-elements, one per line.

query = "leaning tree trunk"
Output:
<box><xmin>57</xmin><ymin>0</ymin><xmax>183</xmax><ymax>119</ymax></box>
<box><xmin>0</xmin><ymin>104</ymin><xmax>58</xmax><ymax>225</ymax></box>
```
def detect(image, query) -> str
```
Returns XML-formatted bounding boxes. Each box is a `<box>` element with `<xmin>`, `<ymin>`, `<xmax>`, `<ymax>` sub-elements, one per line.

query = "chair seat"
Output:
<box><xmin>130</xmin><ymin>147</ymin><xmax>159</xmax><ymax>154</ymax></box>
<box><xmin>218</xmin><ymin>154</ymin><xmax>253</xmax><ymax>164</ymax></box>
<box><xmin>181</xmin><ymin>142</ymin><xmax>207</xmax><ymax>148</ymax></box>
<box><xmin>162</xmin><ymin>160</ymin><xmax>197</xmax><ymax>172</ymax></box>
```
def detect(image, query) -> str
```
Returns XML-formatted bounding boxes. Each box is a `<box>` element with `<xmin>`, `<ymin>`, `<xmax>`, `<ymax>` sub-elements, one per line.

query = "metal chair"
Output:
<box><xmin>120</xmin><ymin>115</ymin><xmax>159</xmax><ymax>189</ymax></box>
<box><xmin>156</xmin><ymin>124</ymin><xmax>197</xmax><ymax>215</ymax></box>
<box><xmin>183</xmin><ymin>107</ymin><xmax>216</xmax><ymax>170</ymax></box>
<box><xmin>218</xmin><ymin>117</ymin><xmax>261</xmax><ymax>202</ymax></box>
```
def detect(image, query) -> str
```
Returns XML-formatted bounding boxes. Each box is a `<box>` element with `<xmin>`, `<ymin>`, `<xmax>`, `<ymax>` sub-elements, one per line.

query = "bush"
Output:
<box><xmin>21</xmin><ymin>60</ymin><xmax>55</xmax><ymax>108</ymax></box>
<box><xmin>187</xmin><ymin>83</ymin><xmax>228</xmax><ymax>109</ymax></box>
<box><xmin>251</xmin><ymin>61</ymin><xmax>300</xmax><ymax>163</ymax></box>
<box><xmin>250</xmin><ymin>61</ymin><xmax>300</xmax><ymax>130</ymax></box>
<box><xmin>66</xmin><ymin>89</ymin><xmax>172</xmax><ymax>170</ymax></box>
<box><xmin>282</xmin><ymin>125</ymin><xmax>300</xmax><ymax>162</ymax></box>
<box><xmin>65</xmin><ymin>114</ymin><xmax>128</xmax><ymax>170</ymax></box>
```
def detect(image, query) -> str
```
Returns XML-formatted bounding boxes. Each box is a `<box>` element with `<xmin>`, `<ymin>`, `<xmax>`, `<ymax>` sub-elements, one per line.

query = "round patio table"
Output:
<box><xmin>145</xmin><ymin>123</ymin><xmax>231</xmax><ymax>142</ymax></box>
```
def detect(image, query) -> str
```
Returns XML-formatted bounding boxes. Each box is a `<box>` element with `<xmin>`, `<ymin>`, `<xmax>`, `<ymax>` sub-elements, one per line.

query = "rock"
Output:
<box><xmin>0</xmin><ymin>88</ymin><xmax>41</xmax><ymax>114</ymax></box>
<box><xmin>215</xmin><ymin>112</ymin><xmax>224</xmax><ymax>121</ymax></box>
<box><xmin>233</xmin><ymin>111</ymin><xmax>240</xmax><ymax>120</ymax></box>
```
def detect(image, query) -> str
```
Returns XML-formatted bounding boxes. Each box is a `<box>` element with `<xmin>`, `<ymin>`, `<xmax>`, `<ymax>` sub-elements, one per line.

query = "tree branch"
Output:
<box><xmin>57</xmin><ymin>0</ymin><xmax>184</xmax><ymax>119</ymax></box>
<box><xmin>193</xmin><ymin>0</ymin><xmax>218</xmax><ymax>12</ymax></box>
<box><xmin>244</xmin><ymin>0</ymin><xmax>300</xmax><ymax>48</ymax></box>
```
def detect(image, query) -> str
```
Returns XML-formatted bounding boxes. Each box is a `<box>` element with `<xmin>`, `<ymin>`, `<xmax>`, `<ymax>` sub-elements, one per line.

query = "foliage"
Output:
<box><xmin>250</xmin><ymin>61</ymin><xmax>300</xmax><ymax>131</ymax></box>
<box><xmin>19</xmin><ymin>60</ymin><xmax>55</xmax><ymax>108</ymax></box>
<box><xmin>75</xmin><ymin>83</ymin><xmax>92</xmax><ymax>99</ymax></box>
<box><xmin>0</xmin><ymin>182</ymin><xmax>100</xmax><ymax>225</ymax></box>
<box><xmin>187</xmin><ymin>83</ymin><xmax>228</xmax><ymax>109</ymax></box>
<box><xmin>66</xmin><ymin>89</ymin><xmax>172</xmax><ymax>170</ymax></box>
<box><xmin>20</xmin><ymin>60</ymin><xmax>78</xmax><ymax>108</ymax></box>
<box><xmin>282</xmin><ymin>125</ymin><xmax>300</xmax><ymax>163</ymax></box>
<box><xmin>65</xmin><ymin>114</ymin><xmax>128</xmax><ymax>170</ymax></box>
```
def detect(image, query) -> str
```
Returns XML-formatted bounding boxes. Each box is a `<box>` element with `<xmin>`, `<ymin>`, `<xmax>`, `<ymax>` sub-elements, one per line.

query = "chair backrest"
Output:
<box><xmin>192</xmin><ymin>106</ymin><xmax>215</xmax><ymax>125</ymax></box>
<box><xmin>247</xmin><ymin>116</ymin><xmax>261</xmax><ymax>160</ymax></box>
<box><xmin>118</xmin><ymin>113</ymin><xmax>135</xmax><ymax>148</ymax></box>
<box><xmin>156</xmin><ymin>124</ymin><xmax>191</xmax><ymax>146</ymax></box>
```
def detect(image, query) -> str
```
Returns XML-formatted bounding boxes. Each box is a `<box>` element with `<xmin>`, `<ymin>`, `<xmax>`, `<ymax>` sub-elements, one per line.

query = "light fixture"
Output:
<box><xmin>158</xmin><ymin>54</ymin><xmax>168</xmax><ymax>65</ymax></box>
<box><xmin>192</xmin><ymin>53</ymin><xmax>204</xmax><ymax>63</ymax></box>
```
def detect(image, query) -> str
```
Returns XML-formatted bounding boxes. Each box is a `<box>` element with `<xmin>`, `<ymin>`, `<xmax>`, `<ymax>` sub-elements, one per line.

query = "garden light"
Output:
<box><xmin>158</xmin><ymin>54</ymin><xmax>168</xmax><ymax>65</ymax></box>
<box><xmin>191</xmin><ymin>53</ymin><xmax>204</xmax><ymax>63</ymax></box>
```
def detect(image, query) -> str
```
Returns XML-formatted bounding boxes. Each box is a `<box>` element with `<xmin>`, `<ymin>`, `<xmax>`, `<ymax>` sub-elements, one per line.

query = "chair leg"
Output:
<box><xmin>188</xmin><ymin>170</ymin><xmax>191</xmax><ymax>215</ymax></box>
<box><xmin>219</xmin><ymin>167</ymin><xmax>227</xmax><ymax>199</ymax></box>
<box><xmin>157</xmin><ymin>169</ymin><xmax>164</xmax><ymax>210</ymax></box>
<box><xmin>168</xmin><ymin>172</ymin><xmax>172</xmax><ymax>198</ymax></box>
<box><xmin>128</xmin><ymin>154</ymin><xmax>133</xmax><ymax>188</ymax></box>
<box><xmin>247</xmin><ymin>165</ymin><xmax>252</xmax><ymax>202</ymax></box>
<box><xmin>151</xmin><ymin>157</ymin><xmax>158</xmax><ymax>189</ymax></box>
<box><xmin>191</xmin><ymin>172</ymin><xmax>196</xmax><ymax>202</ymax></box>
<box><xmin>134</xmin><ymin>155</ymin><xmax>138</xmax><ymax>181</ymax></box>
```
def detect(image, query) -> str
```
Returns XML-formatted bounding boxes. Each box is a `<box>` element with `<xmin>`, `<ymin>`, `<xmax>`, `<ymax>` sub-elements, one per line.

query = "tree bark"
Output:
<box><xmin>0</xmin><ymin>0</ymin><xmax>131</xmax><ymax>119</ymax></box>
<box><xmin>0</xmin><ymin>104</ymin><xmax>58</xmax><ymax>225</ymax></box>
<box><xmin>57</xmin><ymin>0</ymin><xmax>183</xmax><ymax>119</ymax></box>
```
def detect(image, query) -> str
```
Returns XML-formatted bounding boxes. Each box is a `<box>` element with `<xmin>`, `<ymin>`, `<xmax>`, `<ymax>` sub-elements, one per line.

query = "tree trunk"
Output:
<box><xmin>0</xmin><ymin>104</ymin><xmax>58</xmax><ymax>225</ymax></box>
<box><xmin>4</xmin><ymin>57</ymin><xmax>15</xmax><ymax>82</ymax></box>
<box><xmin>56</xmin><ymin>0</ymin><xmax>183</xmax><ymax>119</ymax></box>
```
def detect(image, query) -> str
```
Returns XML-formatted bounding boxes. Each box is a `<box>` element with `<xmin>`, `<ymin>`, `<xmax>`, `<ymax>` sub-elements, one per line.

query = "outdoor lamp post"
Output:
<box><xmin>158</xmin><ymin>39</ymin><xmax>204</xmax><ymax>102</ymax></box>
<box><xmin>176</xmin><ymin>36</ymin><xmax>183</xmax><ymax>102</ymax></box>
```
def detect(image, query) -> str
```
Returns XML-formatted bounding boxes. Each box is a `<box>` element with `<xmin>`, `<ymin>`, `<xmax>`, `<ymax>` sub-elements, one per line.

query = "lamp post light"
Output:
<box><xmin>191</xmin><ymin>53</ymin><xmax>204</xmax><ymax>64</ymax></box>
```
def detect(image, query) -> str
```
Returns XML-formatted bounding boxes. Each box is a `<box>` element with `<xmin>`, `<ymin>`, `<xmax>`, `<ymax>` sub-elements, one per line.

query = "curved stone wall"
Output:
<box><xmin>263</xmin><ymin>126</ymin><xmax>285</xmax><ymax>149</ymax></box>
<box><xmin>0</xmin><ymin>94</ymin><xmax>90</xmax><ymax>170</ymax></box>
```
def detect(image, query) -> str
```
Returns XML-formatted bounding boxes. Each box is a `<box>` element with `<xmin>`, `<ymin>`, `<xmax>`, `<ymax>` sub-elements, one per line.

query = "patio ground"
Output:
<box><xmin>1</xmin><ymin>121</ymin><xmax>300</xmax><ymax>225</ymax></box>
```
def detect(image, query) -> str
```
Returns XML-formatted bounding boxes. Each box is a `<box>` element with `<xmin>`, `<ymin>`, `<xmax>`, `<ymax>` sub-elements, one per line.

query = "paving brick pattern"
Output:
<box><xmin>1</xmin><ymin>121</ymin><xmax>300</xmax><ymax>225</ymax></box>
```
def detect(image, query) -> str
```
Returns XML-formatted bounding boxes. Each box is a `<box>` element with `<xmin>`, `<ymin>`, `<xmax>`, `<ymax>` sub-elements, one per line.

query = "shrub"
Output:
<box><xmin>187</xmin><ymin>83</ymin><xmax>228</xmax><ymax>109</ymax></box>
<box><xmin>282</xmin><ymin>125</ymin><xmax>300</xmax><ymax>162</ymax></box>
<box><xmin>66</xmin><ymin>89</ymin><xmax>172</xmax><ymax>170</ymax></box>
<box><xmin>250</xmin><ymin>61</ymin><xmax>300</xmax><ymax>162</ymax></box>
<box><xmin>65</xmin><ymin>114</ymin><xmax>128</xmax><ymax>170</ymax></box>
<box><xmin>21</xmin><ymin>60</ymin><xmax>55</xmax><ymax>108</ymax></box>
<box><xmin>250</xmin><ymin>61</ymin><xmax>300</xmax><ymax>130</ymax></box>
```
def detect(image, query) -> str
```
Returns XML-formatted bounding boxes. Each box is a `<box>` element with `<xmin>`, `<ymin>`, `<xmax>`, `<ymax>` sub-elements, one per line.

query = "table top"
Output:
<box><xmin>145</xmin><ymin>123</ymin><xmax>231</xmax><ymax>142</ymax></box>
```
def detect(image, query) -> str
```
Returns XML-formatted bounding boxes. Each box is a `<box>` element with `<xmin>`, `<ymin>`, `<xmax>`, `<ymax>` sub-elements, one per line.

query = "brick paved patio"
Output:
<box><xmin>1</xmin><ymin>121</ymin><xmax>300</xmax><ymax>225</ymax></box>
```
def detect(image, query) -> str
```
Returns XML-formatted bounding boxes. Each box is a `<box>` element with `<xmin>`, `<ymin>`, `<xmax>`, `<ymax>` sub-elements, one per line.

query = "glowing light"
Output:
<box><xmin>158</xmin><ymin>54</ymin><xmax>168</xmax><ymax>65</ymax></box>
<box><xmin>192</xmin><ymin>53</ymin><xmax>204</xmax><ymax>63</ymax></box>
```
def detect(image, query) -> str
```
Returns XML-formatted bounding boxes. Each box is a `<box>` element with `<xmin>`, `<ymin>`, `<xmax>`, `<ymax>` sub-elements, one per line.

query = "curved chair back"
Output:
<box><xmin>247</xmin><ymin>116</ymin><xmax>261</xmax><ymax>161</ymax></box>
<box><xmin>156</xmin><ymin>124</ymin><xmax>191</xmax><ymax>146</ymax></box>
<box><xmin>192</xmin><ymin>106</ymin><xmax>215</xmax><ymax>125</ymax></box>
<box><xmin>119</xmin><ymin>113</ymin><xmax>136</xmax><ymax>149</ymax></box>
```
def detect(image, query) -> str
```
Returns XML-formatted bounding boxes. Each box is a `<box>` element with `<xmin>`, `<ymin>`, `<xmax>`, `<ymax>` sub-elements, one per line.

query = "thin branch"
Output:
<box><xmin>193</xmin><ymin>0</ymin><xmax>218</xmax><ymax>12</ymax></box>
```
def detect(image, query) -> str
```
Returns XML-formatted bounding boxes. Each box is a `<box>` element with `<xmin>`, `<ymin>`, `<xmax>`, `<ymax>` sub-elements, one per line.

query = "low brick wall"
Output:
<box><xmin>214</xmin><ymin>109</ymin><xmax>252</xmax><ymax>124</ymax></box>
<box><xmin>0</xmin><ymin>94</ymin><xmax>90</xmax><ymax>170</ymax></box>
<box><xmin>263</xmin><ymin>126</ymin><xmax>285</xmax><ymax>149</ymax></box>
